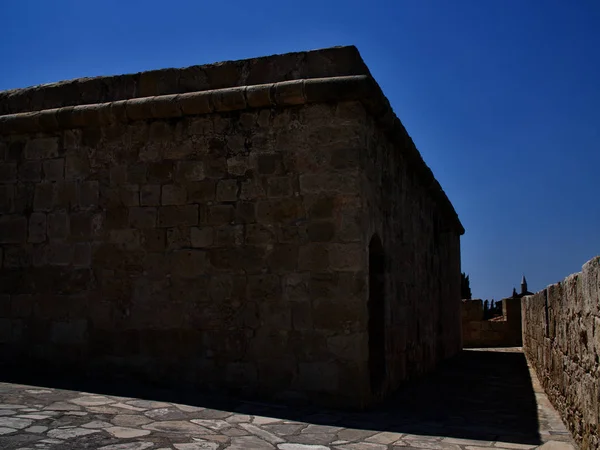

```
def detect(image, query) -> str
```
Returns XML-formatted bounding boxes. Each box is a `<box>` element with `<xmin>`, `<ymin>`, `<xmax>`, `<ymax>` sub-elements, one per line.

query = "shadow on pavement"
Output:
<box><xmin>0</xmin><ymin>349</ymin><xmax>541</xmax><ymax>445</ymax></box>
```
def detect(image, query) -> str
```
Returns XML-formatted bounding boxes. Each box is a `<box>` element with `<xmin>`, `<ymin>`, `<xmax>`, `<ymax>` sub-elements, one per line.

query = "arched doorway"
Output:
<box><xmin>368</xmin><ymin>234</ymin><xmax>386</xmax><ymax>395</ymax></box>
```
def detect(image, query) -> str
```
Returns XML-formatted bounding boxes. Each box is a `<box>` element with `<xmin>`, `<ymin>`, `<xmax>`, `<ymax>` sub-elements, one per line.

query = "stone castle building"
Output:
<box><xmin>0</xmin><ymin>46</ymin><xmax>464</xmax><ymax>407</ymax></box>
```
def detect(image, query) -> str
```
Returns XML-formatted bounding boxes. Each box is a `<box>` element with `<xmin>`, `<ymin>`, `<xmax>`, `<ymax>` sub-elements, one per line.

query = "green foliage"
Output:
<box><xmin>461</xmin><ymin>272</ymin><xmax>472</xmax><ymax>300</ymax></box>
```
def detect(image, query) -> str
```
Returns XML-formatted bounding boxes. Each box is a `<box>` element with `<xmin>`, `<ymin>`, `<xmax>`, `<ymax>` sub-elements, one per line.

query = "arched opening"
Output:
<box><xmin>368</xmin><ymin>234</ymin><xmax>386</xmax><ymax>395</ymax></box>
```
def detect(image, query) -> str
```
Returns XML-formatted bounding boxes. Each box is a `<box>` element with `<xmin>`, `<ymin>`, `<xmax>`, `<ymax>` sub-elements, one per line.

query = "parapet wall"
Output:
<box><xmin>0</xmin><ymin>46</ymin><xmax>372</xmax><ymax>115</ymax></box>
<box><xmin>522</xmin><ymin>256</ymin><xmax>600</xmax><ymax>449</ymax></box>
<box><xmin>462</xmin><ymin>298</ymin><xmax>522</xmax><ymax>348</ymax></box>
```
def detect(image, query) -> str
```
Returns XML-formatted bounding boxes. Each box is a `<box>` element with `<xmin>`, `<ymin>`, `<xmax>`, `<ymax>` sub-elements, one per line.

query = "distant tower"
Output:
<box><xmin>521</xmin><ymin>275</ymin><xmax>528</xmax><ymax>295</ymax></box>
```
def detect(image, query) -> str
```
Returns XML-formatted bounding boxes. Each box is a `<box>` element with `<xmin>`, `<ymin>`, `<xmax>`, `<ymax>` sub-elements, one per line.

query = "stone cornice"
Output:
<box><xmin>0</xmin><ymin>76</ymin><xmax>371</xmax><ymax>133</ymax></box>
<box><xmin>0</xmin><ymin>74</ymin><xmax>464</xmax><ymax>235</ymax></box>
<box><xmin>0</xmin><ymin>46</ymin><xmax>370</xmax><ymax>116</ymax></box>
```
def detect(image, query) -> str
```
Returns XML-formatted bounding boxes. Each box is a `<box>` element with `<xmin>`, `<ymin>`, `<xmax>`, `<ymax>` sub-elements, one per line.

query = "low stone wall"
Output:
<box><xmin>462</xmin><ymin>298</ymin><xmax>522</xmax><ymax>347</ymax></box>
<box><xmin>522</xmin><ymin>256</ymin><xmax>600</xmax><ymax>449</ymax></box>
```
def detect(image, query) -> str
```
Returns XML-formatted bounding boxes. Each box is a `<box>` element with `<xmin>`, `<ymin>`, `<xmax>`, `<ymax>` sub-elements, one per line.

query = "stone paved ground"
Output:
<box><xmin>0</xmin><ymin>348</ymin><xmax>576</xmax><ymax>449</ymax></box>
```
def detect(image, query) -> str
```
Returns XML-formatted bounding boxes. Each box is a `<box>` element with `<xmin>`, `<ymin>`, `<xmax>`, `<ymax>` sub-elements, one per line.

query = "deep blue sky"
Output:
<box><xmin>1</xmin><ymin>1</ymin><xmax>599</xmax><ymax>300</ymax></box>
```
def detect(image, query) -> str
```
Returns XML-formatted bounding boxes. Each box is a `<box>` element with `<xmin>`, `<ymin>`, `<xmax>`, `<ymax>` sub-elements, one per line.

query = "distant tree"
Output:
<box><xmin>483</xmin><ymin>300</ymin><xmax>489</xmax><ymax>319</ymax></box>
<box><xmin>461</xmin><ymin>272</ymin><xmax>472</xmax><ymax>299</ymax></box>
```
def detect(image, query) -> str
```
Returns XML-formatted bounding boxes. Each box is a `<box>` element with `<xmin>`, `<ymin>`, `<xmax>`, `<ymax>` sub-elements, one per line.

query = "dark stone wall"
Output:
<box><xmin>0</xmin><ymin>102</ymin><xmax>375</xmax><ymax>407</ymax></box>
<box><xmin>362</xmin><ymin>106</ymin><xmax>463</xmax><ymax>398</ymax></box>
<box><xmin>0</xmin><ymin>47</ymin><xmax>464</xmax><ymax>408</ymax></box>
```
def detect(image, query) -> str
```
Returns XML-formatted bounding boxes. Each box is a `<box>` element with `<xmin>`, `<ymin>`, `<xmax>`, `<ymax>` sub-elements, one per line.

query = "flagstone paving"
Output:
<box><xmin>0</xmin><ymin>348</ymin><xmax>577</xmax><ymax>449</ymax></box>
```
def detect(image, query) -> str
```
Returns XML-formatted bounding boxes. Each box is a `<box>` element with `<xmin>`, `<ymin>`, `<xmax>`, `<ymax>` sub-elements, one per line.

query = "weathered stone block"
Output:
<box><xmin>208</xmin><ymin>204</ymin><xmax>234</xmax><ymax>225</ymax></box>
<box><xmin>313</xmin><ymin>298</ymin><xmax>363</xmax><ymax>332</ymax></box>
<box><xmin>0</xmin><ymin>215</ymin><xmax>27</xmax><ymax>243</ymax></box>
<box><xmin>43</xmin><ymin>242</ymin><xmax>75</xmax><ymax>266</ymax></box>
<box><xmin>24</xmin><ymin>137</ymin><xmax>58</xmax><ymax>160</ymax></box>
<box><xmin>170</xmin><ymin>250</ymin><xmax>209</xmax><ymax>279</ymax></box>
<box><xmin>53</xmin><ymin>181</ymin><xmax>78</xmax><ymax>209</ymax></box>
<box><xmin>225</xmin><ymin>362</ymin><xmax>258</xmax><ymax>386</ymax></box>
<box><xmin>166</xmin><ymin>226</ymin><xmax>190</xmax><ymax>250</ymax></box>
<box><xmin>42</xmin><ymin>158</ymin><xmax>64</xmax><ymax>181</ymax></box>
<box><xmin>327</xmin><ymin>334</ymin><xmax>365</xmax><ymax>361</ymax></box>
<box><xmin>104</xmin><ymin>207</ymin><xmax>128</xmax><ymax>230</ymax></box>
<box><xmin>245</xmin><ymin>224</ymin><xmax>274</xmax><ymax>245</ymax></box>
<box><xmin>255</xmin><ymin>153</ymin><xmax>283</xmax><ymax>175</ymax></box>
<box><xmin>158</xmin><ymin>205</ymin><xmax>198</xmax><ymax>227</ymax></box>
<box><xmin>186</xmin><ymin>180</ymin><xmax>216</xmax><ymax>203</ymax></box>
<box><xmin>51</xmin><ymin>319</ymin><xmax>87</xmax><ymax>344</ymax></box>
<box><xmin>0</xmin><ymin>294</ymin><xmax>9</xmax><ymax>316</ymax></box>
<box><xmin>0</xmin><ymin>184</ymin><xmax>13</xmax><ymax>213</ymax></box>
<box><xmin>283</xmin><ymin>273</ymin><xmax>310</xmax><ymax>302</ymax></box>
<box><xmin>298</xmin><ymin>244</ymin><xmax>330</xmax><ymax>271</ymax></box>
<box><xmin>299</xmin><ymin>172</ymin><xmax>359</xmax><ymax>194</ymax></box>
<box><xmin>4</xmin><ymin>246</ymin><xmax>32</xmax><ymax>268</ymax></box>
<box><xmin>47</xmin><ymin>211</ymin><xmax>69</xmax><ymax>239</ymax></box>
<box><xmin>0</xmin><ymin>162</ymin><xmax>16</xmax><ymax>183</ymax></box>
<box><xmin>214</xmin><ymin>225</ymin><xmax>244</xmax><ymax>247</ymax></box>
<box><xmin>70</xmin><ymin>212</ymin><xmax>94</xmax><ymax>239</ymax></box>
<box><xmin>267</xmin><ymin>245</ymin><xmax>299</xmax><ymax>272</ymax></box>
<box><xmin>338</xmin><ymin>214</ymin><xmax>361</xmax><ymax>242</ymax></box>
<box><xmin>78</xmin><ymin>181</ymin><xmax>99</xmax><ymax>208</ymax></box>
<box><xmin>64</xmin><ymin>154</ymin><xmax>90</xmax><ymax>180</ymax></box>
<box><xmin>18</xmin><ymin>161</ymin><xmax>41</xmax><ymax>182</ymax></box>
<box><xmin>175</xmin><ymin>161</ymin><xmax>204</xmax><ymax>182</ymax></box>
<box><xmin>28</xmin><ymin>212</ymin><xmax>47</xmax><ymax>243</ymax></box>
<box><xmin>267</xmin><ymin>177</ymin><xmax>294</xmax><ymax>198</ymax></box>
<box><xmin>107</xmin><ymin>229</ymin><xmax>142</xmax><ymax>250</ymax></box>
<box><xmin>329</xmin><ymin>243</ymin><xmax>364</xmax><ymax>271</ymax></box>
<box><xmin>233</xmin><ymin>201</ymin><xmax>255</xmax><ymax>224</ymax></box>
<box><xmin>0</xmin><ymin>319</ymin><xmax>10</xmax><ymax>343</ymax></box>
<box><xmin>216</xmin><ymin>179</ymin><xmax>238</xmax><ymax>202</ymax></box>
<box><xmin>247</xmin><ymin>274</ymin><xmax>281</xmax><ymax>301</ymax></box>
<box><xmin>291</xmin><ymin>301</ymin><xmax>312</xmax><ymax>330</ymax></box>
<box><xmin>140</xmin><ymin>184</ymin><xmax>161</xmax><ymax>206</ymax></box>
<box><xmin>127</xmin><ymin>163</ymin><xmax>147</xmax><ymax>184</ymax></box>
<box><xmin>33</xmin><ymin>182</ymin><xmax>54</xmax><ymax>211</ymax></box>
<box><xmin>72</xmin><ymin>243</ymin><xmax>91</xmax><ymax>267</ymax></box>
<box><xmin>227</xmin><ymin>156</ymin><xmax>249</xmax><ymax>176</ymax></box>
<box><xmin>128</xmin><ymin>207</ymin><xmax>157</xmax><ymax>229</ymax></box>
<box><xmin>259</xmin><ymin>302</ymin><xmax>292</xmax><ymax>331</ymax></box>
<box><xmin>147</xmin><ymin>161</ymin><xmax>174</xmax><ymax>183</ymax></box>
<box><xmin>297</xmin><ymin>362</ymin><xmax>339</xmax><ymax>392</ymax></box>
<box><xmin>306</xmin><ymin>221</ymin><xmax>335</xmax><ymax>242</ymax></box>
<box><xmin>12</xmin><ymin>183</ymin><xmax>34</xmax><ymax>213</ymax></box>
<box><xmin>161</xmin><ymin>184</ymin><xmax>186</xmax><ymax>205</ymax></box>
<box><xmin>240</xmin><ymin>179</ymin><xmax>266</xmax><ymax>199</ymax></box>
<box><xmin>141</xmin><ymin>229</ymin><xmax>166</xmax><ymax>252</ymax></box>
<box><xmin>582</xmin><ymin>257</ymin><xmax>600</xmax><ymax>317</ymax></box>
<box><xmin>256</xmin><ymin>198</ymin><xmax>303</xmax><ymax>224</ymax></box>
<box><xmin>210</xmin><ymin>247</ymin><xmax>267</xmax><ymax>273</ymax></box>
<box><xmin>203</xmin><ymin>156</ymin><xmax>227</xmax><ymax>178</ymax></box>
<box><xmin>191</xmin><ymin>226</ymin><xmax>213</xmax><ymax>248</ymax></box>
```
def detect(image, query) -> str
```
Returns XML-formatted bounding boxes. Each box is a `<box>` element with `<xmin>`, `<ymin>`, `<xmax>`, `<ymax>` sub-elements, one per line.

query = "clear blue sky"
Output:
<box><xmin>1</xmin><ymin>0</ymin><xmax>599</xmax><ymax>301</ymax></box>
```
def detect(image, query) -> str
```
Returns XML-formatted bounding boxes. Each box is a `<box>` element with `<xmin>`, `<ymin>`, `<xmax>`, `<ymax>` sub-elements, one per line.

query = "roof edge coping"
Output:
<box><xmin>0</xmin><ymin>74</ymin><xmax>464</xmax><ymax>235</ymax></box>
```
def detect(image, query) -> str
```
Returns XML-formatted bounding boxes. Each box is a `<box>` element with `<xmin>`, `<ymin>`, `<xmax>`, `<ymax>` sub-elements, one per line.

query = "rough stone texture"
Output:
<box><xmin>0</xmin><ymin>46</ymin><xmax>371</xmax><ymax>116</ymax></box>
<box><xmin>0</xmin><ymin>46</ymin><xmax>463</xmax><ymax>408</ymax></box>
<box><xmin>522</xmin><ymin>255</ymin><xmax>600</xmax><ymax>449</ymax></box>
<box><xmin>462</xmin><ymin>298</ymin><xmax>522</xmax><ymax>348</ymax></box>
